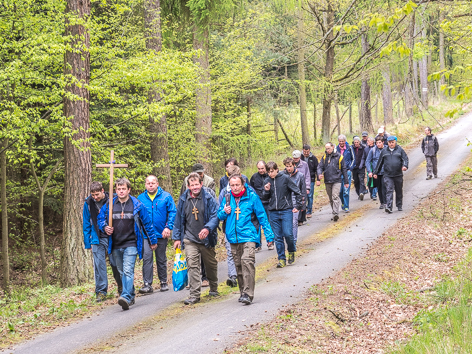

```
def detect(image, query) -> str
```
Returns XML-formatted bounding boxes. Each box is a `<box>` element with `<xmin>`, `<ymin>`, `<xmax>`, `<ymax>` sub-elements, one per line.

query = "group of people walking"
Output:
<box><xmin>82</xmin><ymin>126</ymin><xmax>438</xmax><ymax>310</ymax></box>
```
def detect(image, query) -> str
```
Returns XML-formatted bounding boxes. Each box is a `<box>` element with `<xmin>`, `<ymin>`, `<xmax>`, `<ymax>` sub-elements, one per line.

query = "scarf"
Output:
<box><xmin>231</xmin><ymin>187</ymin><xmax>245</xmax><ymax>198</ymax></box>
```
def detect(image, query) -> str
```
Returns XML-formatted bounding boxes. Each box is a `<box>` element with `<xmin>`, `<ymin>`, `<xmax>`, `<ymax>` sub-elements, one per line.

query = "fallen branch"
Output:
<box><xmin>328</xmin><ymin>309</ymin><xmax>346</xmax><ymax>323</ymax></box>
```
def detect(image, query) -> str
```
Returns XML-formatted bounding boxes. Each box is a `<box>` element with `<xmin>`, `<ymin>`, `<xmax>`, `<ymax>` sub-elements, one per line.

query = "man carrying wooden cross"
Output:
<box><xmin>98</xmin><ymin>178</ymin><xmax>158</xmax><ymax>311</ymax></box>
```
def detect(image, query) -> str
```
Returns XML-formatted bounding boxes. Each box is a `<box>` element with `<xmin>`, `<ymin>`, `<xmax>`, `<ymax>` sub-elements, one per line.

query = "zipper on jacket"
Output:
<box><xmin>274</xmin><ymin>178</ymin><xmax>278</xmax><ymax>210</ymax></box>
<box><xmin>234</xmin><ymin>197</ymin><xmax>238</xmax><ymax>243</ymax></box>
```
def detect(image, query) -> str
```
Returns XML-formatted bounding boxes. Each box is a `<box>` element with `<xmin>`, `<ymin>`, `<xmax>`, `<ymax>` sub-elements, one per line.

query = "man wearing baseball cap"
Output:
<box><xmin>373</xmin><ymin>136</ymin><xmax>409</xmax><ymax>213</ymax></box>
<box><xmin>361</xmin><ymin>131</ymin><xmax>369</xmax><ymax>148</ymax></box>
<box><xmin>180</xmin><ymin>163</ymin><xmax>216</xmax><ymax>196</ymax></box>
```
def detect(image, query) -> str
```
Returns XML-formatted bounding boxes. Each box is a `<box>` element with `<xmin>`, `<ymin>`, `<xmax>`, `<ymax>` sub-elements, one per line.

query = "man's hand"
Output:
<box><xmin>162</xmin><ymin>227</ymin><xmax>171</xmax><ymax>239</ymax></box>
<box><xmin>306</xmin><ymin>189</ymin><xmax>310</xmax><ymax>194</ymax></box>
<box><xmin>316</xmin><ymin>181</ymin><xmax>321</xmax><ymax>186</ymax></box>
<box><xmin>292</xmin><ymin>208</ymin><xmax>299</xmax><ymax>213</ymax></box>
<box><xmin>105</xmin><ymin>226</ymin><xmax>114</xmax><ymax>235</ymax></box>
<box><xmin>402</xmin><ymin>166</ymin><xmax>408</xmax><ymax>171</ymax></box>
<box><xmin>264</xmin><ymin>183</ymin><xmax>271</xmax><ymax>191</ymax></box>
<box><xmin>319</xmin><ymin>174</ymin><xmax>324</xmax><ymax>180</ymax></box>
<box><xmin>173</xmin><ymin>240</ymin><xmax>181</xmax><ymax>249</ymax></box>
<box><xmin>224</xmin><ymin>205</ymin><xmax>232</xmax><ymax>214</ymax></box>
<box><xmin>368</xmin><ymin>173</ymin><xmax>373</xmax><ymax>178</ymax></box>
<box><xmin>373</xmin><ymin>175</ymin><xmax>378</xmax><ymax>179</ymax></box>
<box><xmin>344</xmin><ymin>184</ymin><xmax>349</xmax><ymax>189</ymax></box>
<box><xmin>150</xmin><ymin>244</ymin><xmax>158</xmax><ymax>251</ymax></box>
<box><xmin>198</xmin><ymin>228</ymin><xmax>209</xmax><ymax>240</ymax></box>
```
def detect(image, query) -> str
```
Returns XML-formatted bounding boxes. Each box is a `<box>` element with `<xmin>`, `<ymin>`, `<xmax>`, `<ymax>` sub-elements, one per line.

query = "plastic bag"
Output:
<box><xmin>172</xmin><ymin>248</ymin><xmax>188</xmax><ymax>291</ymax></box>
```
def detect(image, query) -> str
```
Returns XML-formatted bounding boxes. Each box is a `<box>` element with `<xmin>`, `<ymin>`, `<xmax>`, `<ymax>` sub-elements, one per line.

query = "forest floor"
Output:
<box><xmin>228</xmin><ymin>149</ymin><xmax>472</xmax><ymax>353</ymax></box>
<box><xmin>0</xmin><ymin>101</ymin><xmax>468</xmax><ymax>350</ymax></box>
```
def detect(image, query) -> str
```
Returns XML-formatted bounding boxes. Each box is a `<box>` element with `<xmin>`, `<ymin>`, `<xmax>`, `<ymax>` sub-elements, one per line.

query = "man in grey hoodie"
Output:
<box><xmin>421</xmin><ymin>127</ymin><xmax>439</xmax><ymax>180</ymax></box>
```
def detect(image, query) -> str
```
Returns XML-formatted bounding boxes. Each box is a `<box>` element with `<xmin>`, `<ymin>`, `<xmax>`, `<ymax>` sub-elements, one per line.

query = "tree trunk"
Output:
<box><xmin>360</xmin><ymin>33</ymin><xmax>373</xmax><ymax>132</ymax></box>
<box><xmin>382</xmin><ymin>67</ymin><xmax>394</xmax><ymax>124</ymax></box>
<box><xmin>375</xmin><ymin>94</ymin><xmax>379</xmax><ymax>125</ymax></box>
<box><xmin>247</xmin><ymin>98</ymin><xmax>251</xmax><ymax>159</ymax></box>
<box><xmin>145</xmin><ymin>0</ymin><xmax>172</xmax><ymax>193</ymax></box>
<box><xmin>439</xmin><ymin>10</ymin><xmax>446</xmax><ymax>102</ymax></box>
<box><xmin>274</xmin><ymin>110</ymin><xmax>279</xmax><ymax>142</ymax></box>
<box><xmin>348</xmin><ymin>103</ymin><xmax>352</xmax><ymax>134</ymax></box>
<box><xmin>313</xmin><ymin>102</ymin><xmax>317</xmax><ymax>142</ymax></box>
<box><xmin>297</xmin><ymin>8</ymin><xmax>309</xmax><ymax>145</ymax></box>
<box><xmin>193</xmin><ymin>28</ymin><xmax>212</xmax><ymax>173</ymax></box>
<box><xmin>321</xmin><ymin>5</ymin><xmax>335</xmax><ymax>143</ymax></box>
<box><xmin>1</xmin><ymin>139</ymin><xmax>9</xmax><ymax>293</ymax></box>
<box><xmin>334</xmin><ymin>92</ymin><xmax>341</xmax><ymax>136</ymax></box>
<box><xmin>419</xmin><ymin>27</ymin><xmax>428</xmax><ymax>109</ymax></box>
<box><xmin>61</xmin><ymin>0</ymin><xmax>93</xmax><ymax>287</ymax></box>
<box><xmin>405</xmin><ymin>11</ymin><xmax>415</xmax><ymax>117</ymax></box>
<box><xmin>38</xmin><ymin>190</ymin><xmax>47</xmax><ymax>285</ymax></box>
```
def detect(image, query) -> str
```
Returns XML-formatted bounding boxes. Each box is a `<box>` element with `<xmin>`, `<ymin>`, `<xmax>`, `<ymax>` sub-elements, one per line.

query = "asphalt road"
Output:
<box><xmin>6</xmin><ymin>114</ymin><xmax>472</xmax><ymax>354</ymax></box>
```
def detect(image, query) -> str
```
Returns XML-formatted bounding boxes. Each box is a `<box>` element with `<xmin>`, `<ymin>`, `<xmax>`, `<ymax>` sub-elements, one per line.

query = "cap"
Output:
<box><xmin>378</xmin><ymin>128</ymin><xmax>384</xmax><ymax>134</ymax></box>
<box><xmin>292</xmin><ymin>150</ymin><xmax>302</xmax><ymax>158</ymax></box>
<box><xmin>227</xmin><ymin>165</ymin><xmax>240</xmax><ymax>176</ymax></box>
<box><xmin>387</xmin><ymin>136</ymin><xmax>395</xmax><ymax>141</ymax></box>
<box><xmin>362</xmin><ymin>131</ymin><xmax>368</xmax><ymax>137</ymax></box>
<box><xmin>192</xmin><ymin>163</ymin><xmax>205</xmax><ymax>173</ymax></box>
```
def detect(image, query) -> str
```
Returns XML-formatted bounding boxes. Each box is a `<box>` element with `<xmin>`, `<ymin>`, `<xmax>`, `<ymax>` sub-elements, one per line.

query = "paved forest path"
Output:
<box><xmin>6</xmin><ymin>114</ymin><xmax>472</xmax><ymax>354</ymax></box>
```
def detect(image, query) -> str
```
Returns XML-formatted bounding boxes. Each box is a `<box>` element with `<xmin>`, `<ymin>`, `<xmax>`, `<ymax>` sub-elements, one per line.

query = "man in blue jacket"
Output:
<box><xmin>172</xmin><ymin>172</ymin><xmax>220</xmax><ymax>305</ymax></box>
<box><xmin>336</xmin><ymin>134</ymin><xmax>355</xmax><ymax>212</ymax></box>
<box><xmin>138</xmin><ymin>175</ymin><xmax>177</xmax><ymax>294</ymax></box>
<box><xmin>83</xmin><ymin>182</ymin><xmax>122</xmax><ymax>302</ymax></box>
<box><xmin>366</xmin><ymin>137</ymin><xmax>386</xmax><ymax>208</ymax></box>
<box><xmin>218</xmin><ymin>175</ymin><xmax>274</xmax><ymax>305</ymax></box>
<box><xmin>99</xmin><ymin>178</ymin><xmax>158</xmax><ymax>311</ymax></box>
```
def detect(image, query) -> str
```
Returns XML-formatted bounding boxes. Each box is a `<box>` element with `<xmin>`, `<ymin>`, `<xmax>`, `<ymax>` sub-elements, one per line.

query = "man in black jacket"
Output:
<box><xmin>262</xmin><ymin>162</ymin><xmax>302</xmax><ymax>268</ymax></box>
<box><xmin>316</xmin><ymin>143</ymin><xmax>349</xmax><ymax>222</ymax></box>
<box><xmin>352</xmin><ymin>137</ymin><xmax>368</xmax><ymax>201</ymax></box>
<box><xmin>301</xmin><ymin>144</ymin><xmax>319</xmax><ymax>218</ymax></box>
<box><xmin>421</xmin><ymin>127</ymin><xmax>439</xmax><ymax>180</ymax></box>
<box><xmin>373</xmin><ymin>136</ymin><xmax>409</xmax><ymax>213</ymax></box>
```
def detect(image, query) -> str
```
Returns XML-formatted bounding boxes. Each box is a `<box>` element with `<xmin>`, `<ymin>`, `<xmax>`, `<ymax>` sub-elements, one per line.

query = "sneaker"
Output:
<box><xmin>209</xmin><ymin>290</ymin><xmax>220</xmax><ymax>297</ymax></box>
<box><xmin>267</xmin><ymin>242</ymin><xmax>275</xmax><ymax>250</ymax></box>
<box><xmin>344</xmin><ymin>208</ymin><xmax>350</xmax><ymax>213</ymax></box>
<box><xmin>307</xmin><ymin>213</ymin><xmax>312</xmax><ymax>218</ymax></box>
<box><xmin>240</xmin><ymin>293</ymin><xmax>252</xmax><ymax>305</ymax></box>
<box><xmin>385</xmin><ymin>208</ymin><xmax>392</xmax><ymax>214</ymax></box>
<box><xmin>201</xmin><ymin>279</ymin><xmax>210</xmax><ymax>287</ymax></box>
<box><xmin>118</xmin><ymin>296</ymin><xmax>131</xmax><ymax>310</ymax></box>
<box><xmin>129</xmin><ymin>298</ymin><xmax>135</xmax><ymax>306</ymax></box>
<box><xmin>398</xmin><ymin>207</ymin><xmax>403</xmax><ymax>211</ymax></box>
<box><xmin>139</xmin><ymin>284</ymin><xmax>153</xmax><ymax>295</ymax></box>
<box><xmin>298</xmin><ymin>221</ymin><xmax>303</xmax><ymax>226</ymax></box>
<box><xmin>238</xmin><ymin>295</ymin><xmax>244</xmax><ymax>303</ymax></box>
<box><xmin>426</xmin><ymin>176</ymin><xmax>432</xmax><ymax>180</ymax></box>
<box><xmin>379</xmin><ymin>204</ymin><xmax>385</xmax><ymax>209</ymax></box>
<box><xmin>96</xmin><ymin>293</ymin><xmax>106</xmax><ymax>303</ymax></box>
<box><xmin>359</xmin><ymin>193</ymin><xmax>364</xmax><ymax>201</ymax></box>
<box><xmin>117</xmin><ymin>285</ymin><xmax>123</xmax><ymax>296</ymax></box>
<box><xmin>160</xmin><ymin>283</ymin><xmax>169</xmax><ymax>292</ymax></box>
<box><xmin>333</xmin><ymin>214</ymin><xmax>339</xmax><ymax>222</ymax></box>
<box><xmin>276</xmin><ymin>260</ymin><xmax>286</xmax><ymax>268</ymax></box>
<box><xmin>255</xmin><ymin>246</ymin><xmax>262</xmax><ymax>252</ymax></box>
<box><xmin>372</xmin><ymin>196</ymin><xmax>377</xmax><ymax>201</ymax></box>
<box><xmin>288</xmin><ymin>252</ymin><xmax>295</xmax><ymax>265</ymax></box>
<box><xmin>226</xmin><ymin>276</ymin><xmax>238</xmax><ymax>288</ymax></box>
<box><xmin>184</xmin><ymin>297</ymin><xmax>200</xmax><ymax>305</ymax></box>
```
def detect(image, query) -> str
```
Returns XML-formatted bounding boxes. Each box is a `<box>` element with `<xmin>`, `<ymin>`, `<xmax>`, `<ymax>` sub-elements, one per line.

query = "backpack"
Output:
<box><xmin>322</xmin><ymin>154</ymin><xmax>343</xmax><ymax>169</ymax></box>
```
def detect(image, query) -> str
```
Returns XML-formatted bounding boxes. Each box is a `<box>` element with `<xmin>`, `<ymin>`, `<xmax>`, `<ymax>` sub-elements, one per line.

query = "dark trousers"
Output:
<box><xmin>352</xmin><ymin>168</ymin><xmax>368</xmax><ymax>196</ymax></box>
<box><xmin>384</xmin><ymin>175</ymin><xmax>403</xmax><ymax>209</ymax></box>
<box><xmin>142</xmin><ymin>237</ymin><xmax>168</xmax><ymax>285</ymax></box>
<box><xmin>376</xmin><ymin>175</ymin><xmax>387</xmax><ymax>205</ymax></box>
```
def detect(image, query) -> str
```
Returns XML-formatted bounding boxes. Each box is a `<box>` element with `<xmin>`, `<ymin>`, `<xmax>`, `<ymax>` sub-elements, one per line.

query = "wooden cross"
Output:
<box><xmin>192</xmin><ymin>207</ymin><xmax>199</xmax><ymax>221</ymax></box>
<box><xmin>235</xmin><ymin>207</ymin><xmax>241</xmax><ymax>220</ymax></box>
<box><xmin>95</xmin><ymin>150</ymin><xmax>128</xmax><ymax>227</ymax></box>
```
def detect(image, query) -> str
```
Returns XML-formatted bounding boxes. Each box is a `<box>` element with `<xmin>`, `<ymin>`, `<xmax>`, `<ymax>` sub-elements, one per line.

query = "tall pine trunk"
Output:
<box><xmin>419</xmin><ymin>27</ymin><xmax>429</xmax><ymax>109</ymax></box>
<box><xmin>297</xmin><ymin>8</ymin><xmax>309</xmax><ymax>145</ymax></box>
<box><xmin>145</xmin><ymin>0</ymin><xmax>172</xmax><ymax>193</ymax></box>
<box><xmin>1</xmin><ymin>139</ymin><xmax>9</xmax><ymax>293</ymax></box>
<box><xmin>193</xmin><ymin>28</ymin><xmax>212</xmax><ymax>173</ymax></box>
<box><xmin>439</xmin><ymin>10</ymin><xmax>446</xmax><ymax>102</ymax></box>
<box><xmin>321</xmin><ymin>5</ymin><xmax>334</xmax><ymax>143</ymax></box>
<box><xmin>405</xmin><ymin>11</ymin><xmax>416</xmax><ymax>117</ymax></box>
<box><xmin>61</xmin><ymin>0</ymin><xmax>93</xmax><ymax>287</ymax></box>
<box><xmin>382</xmin><ymin>67</ymin><xmax>394</xmax><ymax>125</ymax></box>
<box><xmin>360</xmin><ymin>33</ymin><xmax>373</xmax><ymax>132</ymax></box>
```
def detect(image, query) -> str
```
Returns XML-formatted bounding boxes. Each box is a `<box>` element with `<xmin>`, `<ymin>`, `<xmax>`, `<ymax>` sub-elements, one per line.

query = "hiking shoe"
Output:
<box><xmin>96</xmin><ymin>293</ymin><xmax>106</xmax><ymax>303</ymax></box>
<box><xmin>307</xmin><ymin>213</ymin><xmax>312</xmax><ymax>218</ymax></box>
<box><xmin>398</xmin><ymin>207</ymin><xmax>403</xmax><ymax>211</ymax></box>
<box><xmin>201</xmin><ymin>279</ymin><xmax>210</xmax><ymax>287</ymax></box>
<box><xmin>276</xmin><ymin>260</ymin><xmax>286</xmax><ymax>268</ymax></box>
<box><xmin>160</xmin><ymin>283</ymin><xmax>169</xmax><ymax>292</ymax></box>
<box><xmin>344</xmin><ymin>208</ymin><xmax>350</xmax><ymax>213</ymax></box>
<box><xmin>209</xmin><ymin>290</ymin><xmax>220</xmax><ymax>297</ymax></box>
<box><xmin>238</xmin><ymin>295</ymin><xmax>244</xmax><ymax>303</ymax></box>
<box><xmin>255</xmin><ymin>246</ymin><xmax>262</xmax><ymax>252</ymax></box>
<box><xmin>267</xmin><ymin>242</ymin><xmax>275</xmax><ymax>250</ymax></box>
<box><xmin>379</xmin><ymin>204</ymin><xmax>385</xmax><ymax>209</ymax></box>
<box><xmin>298</xmin><ymin>221</ymin><xmax>303</xmax><ymax>226</ymax></box>
<box><xmin>359</xmin><ymin>193</ymin><xmax>364</xmax><ymax>201</ymax></box>
<box><xmin>226</xmin><ymin>276</ymin><xmax>238</xmax><ymax>288</ymax></box>
<box><xmin>240</xmin><ymin>293</ymin><xmax>252</xmax><ymax>305</ymax></box>
<box><xmin>426</xmin><ymin>176</ymin><xmax>432</xmax><ymax>180</ymax></box>
<box><xmin>333</xmin><ymin>214</ymin><xmax>339</xmax><ymax>222</ymax></box>
<box><xmin>118</xmin><ymin>296</ymin><xmax>131</xmax><ymax>310</ymax></box>
<box><xmin>139</xmin><ymin>284</ymin><xmax>153</xmax><ymax>295</ymax></box>
<box><xmin>184</xmin><ymin>297</ymin><xmax>200</xmax><ymax>305</ymax></box>
<box><xmin>434</xmin><ymin>175</ymin><xmax>438</xmax><ymax>178</ymax></box>
<box><xmin>372</xmin><ymin>196</ymin><xmax>377</xmax><ymax>201</ymax></box>
<box><xmin>129</xmin><ymin>298</ymin><xmax>135</xmax><ymax>306</ymax></box>
<box><xmin>385</xmin><ymin>208</ymin><xmax>392</xmax><ymax>214</ymax></box>
<box><xmin>288</xmin><ymin>252</ymin><xmax>295</xmax><ymax>265</ymax></box>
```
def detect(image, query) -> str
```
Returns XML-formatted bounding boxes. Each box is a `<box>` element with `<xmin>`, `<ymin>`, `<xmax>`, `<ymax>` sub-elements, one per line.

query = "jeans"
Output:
<box><xmin>112</xmin><ymin>247</ymin><xmax>138</xmax><ymax>302</ymax></box>
<box><xmin>307</xmin><ymin>181</ymin><xmax>315</xmax><ymax>214</ymax></box>
<box><xmin>142</xmin><ymin>237</ymin><xmax>168</xmax><ymax>285</ymax></box>
<box><xmin>92</xmin><ymin>237</ymin><xmax>121</xmax><ymax>295</ymax></box>
<box><xmin>340</xmin><ymin>170</ymin><xmax>352</xmax><ymax>210</ymax></box>
<box><xmin>269</xmin><ymin>209</ymin><xmax>296</xmax><ymax>260</ymax></box>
